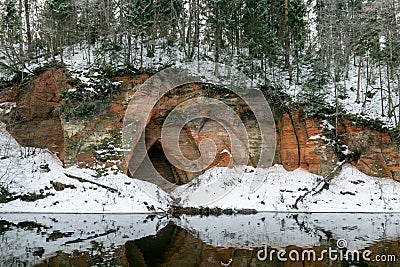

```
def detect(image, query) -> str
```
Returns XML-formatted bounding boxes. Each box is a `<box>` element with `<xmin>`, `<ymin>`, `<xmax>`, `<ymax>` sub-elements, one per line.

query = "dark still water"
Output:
<box><xmin>0</xmin><ymin>213</ymin><xmax>399</xmax><ymax>266</ymax></box>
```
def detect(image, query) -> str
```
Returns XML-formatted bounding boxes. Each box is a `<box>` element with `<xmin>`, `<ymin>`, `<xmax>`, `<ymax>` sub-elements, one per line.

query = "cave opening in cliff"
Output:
<box><xmin>128</xmin><ymin>82</ymin><xmax>262</xmax><ymax>185</ymax></box>
<box><xmin>147</xmin><ymin>141</ymin><xmax>176</xmax><ymax>183</ymax></box>
<box><xmin>130</xmin><ymin>140</ymin><xmax>177</xmax><ymax>184</ymax></box>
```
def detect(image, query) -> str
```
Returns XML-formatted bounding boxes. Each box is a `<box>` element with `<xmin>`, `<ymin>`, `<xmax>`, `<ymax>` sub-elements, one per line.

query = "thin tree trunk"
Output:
<box><xmin>387</xmin><ymin>62</ymin><xmax>397</xmax><ymax>126</ymax></box>
<box><xmin>214</xmin><ymin>4</ymin><xmax>221</xmax><ymax>75</ymax></box>
<box><xmin>284</xmin><ymin>0</ymin><xmax>291</xmax><ymax>81</ymax></box>
<box><xmin>398</xmin><ymin>72</ymin><xmax>400</xmax><ymax>129</ymax></box>
<box><xmin>140</xmin><ymin>35</ymin><xmax>143</xmax><ymax>70</ymax></box>
<box><xmin>379</xmin><ymin>62</ymin><xmax>384</xmax><ymax>116</ymax></box>
<box><xmin>356</xmin><ymin>58</ymin><xmax>362</xmax><ymax>104</ymax></box>
<box><xmin>192</xmin><ymin>0</ymin><xmax>199</xmax><ymax>60</ymax></box>
<box><xmin>362</xmin><ymin>56</ymin><xmax>369</xmax><ymax>113</ymax></box>
<box><xmin>387</xmin><ymin>63</ymin><xmax>393</xmax><ymax>115</ymax></box>
<box><xmin>196</xmin><ymin>0</ymin><xmax>200</xmax><ymax>65</ymax></box>
<box><xmin>185</xmin><ymin>0</ymin><xmax>194</xmax><ymax>59</ymax></box>
<box><xmin>18</xmin><ymin>0</ymin><xmax>23</xmax><ymax>58</ymax></box>
<box><xmin>127</xmin><ymin>32</ymin><xmax>131</xmax><ymax>65</ymax></box>
<box><xmin>334</xmin><ymin>73</ymin><xmax>339</xmax><ymax>138</ymax></box>
<box><xmin>235</xmin><ymin>7</ymin><xmax>240</xmax><ymax>55</ymax></box>
<box><xmin>24</xmin><ymin>0</ymin><xmax>32</xmax><ymax>56</ymax></box>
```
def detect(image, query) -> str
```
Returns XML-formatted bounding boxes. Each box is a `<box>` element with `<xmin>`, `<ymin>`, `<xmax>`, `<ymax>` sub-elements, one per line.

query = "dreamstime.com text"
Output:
<box><xmin>257</xmin><ymin>239</ymin><xmax>397</xmax><ymax>263</ymax></box>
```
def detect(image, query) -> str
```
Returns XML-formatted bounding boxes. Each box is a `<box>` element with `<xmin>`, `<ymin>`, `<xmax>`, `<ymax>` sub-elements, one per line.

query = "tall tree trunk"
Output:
<box><xmin>398</xmin><ymin>71</ymin><xmax>400</xmax><ymax>129</ymax></box>
<box><xmin>379</xmin><ymin>62</ymin><xmax>384</xmax><ymax>116</ymax></box>
<box><xmin>24</xmin><ymin>0</ymin><xmax>31</xmax><ymax>56</ymax></box>
<box><xmin>214</xmin><ymin>3</ymin><xmax>221</xmax><ymax>75</ymax></box>
<box><xmin>356</xmin><ymin>58</ymin><xmax>362</xmax><ymax>104</ymax></box>
<box><xmin>140</xmin><ymin>34</ymin><xmax>144</xmax><ymax>70</ymax></box>
<box><xmin>387</xmin><ymin>62</ymin><xmax>397</xmax><ymax>126</ymax></box>
<box><xmin>362</xmin><ymin>56</ymin><xmax>369</xmax><ymax>113</ymax></box>
<box><xmin>127</xmin><ymin>32</ymin><xmax>131</xmax><ymax>65</ymax></box>
<box><xmin>235</xmin><ymin>6</ymin><xmax>240</xmax><ymax>55</ymax></box>
<box><xmin>18</xmin><ymin>0</ymin><xmax>23</xmax><ymax>59</ymax></box>
<box><xmin>334</xmin><ymin>71</ymin><xmax>339</xmax><ymax>138</ymax></box>
<box><xmin>284</xmin><ymin>0</ymin><xmax>291</xmax><ymax>81</ymax></box>
<box><xmin>185</xmin><ymin>0</ymin><xmax>194</xmax><ymax>59</ymax></box>
<box><xmin>192</xmin><ymin>0</ymin><xmax>200</xmax><ymax>60</ymax></box>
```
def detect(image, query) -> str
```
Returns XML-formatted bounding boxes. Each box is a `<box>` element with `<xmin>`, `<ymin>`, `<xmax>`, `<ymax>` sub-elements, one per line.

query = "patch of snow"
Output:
<box><xmin>341</xmin><ymin>145</ymin><xmax>352</xmax><ymax>156</ymax></box>
<box><xmin>220</xmin><ymin>149</ymin><xmax>232</xmax><ymax>156</ymax></box>
<box><xmin>309</xmin><ymin>134</ymin><xmax>320</xmax><ymax>140</ymax></box>
<box><xmin>0</xmin><ymin>102</ymin><xmax>16</xmax><ymax>115</ymax></box>
<box><xmin>322</xmin><ymin>119</ymin><xmax>336</xmax><ymax>130</ymax></box>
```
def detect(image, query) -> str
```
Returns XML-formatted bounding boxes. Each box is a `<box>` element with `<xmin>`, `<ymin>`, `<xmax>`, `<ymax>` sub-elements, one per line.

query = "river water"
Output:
<box><xmin>0</xmin><ymin>213</ymin><xmax>399</xmax><ymax>266</ymax></box>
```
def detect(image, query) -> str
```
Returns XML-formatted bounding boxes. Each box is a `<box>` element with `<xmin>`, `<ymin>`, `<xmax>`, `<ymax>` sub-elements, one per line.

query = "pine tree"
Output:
<box><xmin>122</xmin><ymin>0</ymin><xmax>155</xmax><ymax>67</ymax></box>
<box><xmin>299</xmin><ymin>58</ymin><xmax>329</xmax><ymax>115</ymax></box>
<box><xmin>288</xmin><ymin>0</ymin><xmax>307</xmax><ymax>84</ymax></box>
<box><xmin>0</xmin><ymin>0</ymin><xmax>24</xmax><ymax>74</ymax></box>
<box><xmin>43</xmin><ymin>0</ymin><xmax>76</xmax><ymax>61</ymax></box>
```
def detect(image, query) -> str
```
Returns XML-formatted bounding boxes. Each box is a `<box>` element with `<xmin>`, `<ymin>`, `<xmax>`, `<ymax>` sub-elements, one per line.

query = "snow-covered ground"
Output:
<box><xmin>0</xmin><ymin>123</ymin><xmax>170</xmax><ymax>213</ymax></box>
<box><xmin>172</xmin><ymin>164</ymin><xmax>400</xmax><ymax>212</ymax></box>
<box><xmin>1</xmin><ymin>121</ymin><xmax>400</xmax><ymax>213</ymax></box>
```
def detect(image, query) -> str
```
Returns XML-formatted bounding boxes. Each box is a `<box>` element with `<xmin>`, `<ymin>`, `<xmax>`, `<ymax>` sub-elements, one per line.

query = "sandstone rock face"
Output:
<box><xmin>4</xmin><ymin>69</ymin><xmax>67</xmax><ymax>161</ymax></box>
<box><xmin>62</xmin><ymin>75</ymin><xmax>140</xmax><ymax>170</ymax></box>
<box><xmin>341</xmin><ymin>120</ymin><xmax>400</xmax><ymax>180</ymax></box>
<box><xmin>277</xmin><ymin>110</ymin><xmax>338</xmax><ymax>176</ymax></box>
<box><xmin>277</xmin><ymin>109</ymin><xmax>400</xmax><ymax>180</ymax></box>
<box><xmin>0</xmin><ymin>83</ymin><xmax>18</xmax><ymax>103</ymax></box>
<box><xmin>279</xmin><ymin>113</ymin><xmax>299</xmax><ymax>171</ymax></box>
<box><xmin>2</xmin><ymin>68</ymin><xmax>399</xmax><ymax>183</ymax></box>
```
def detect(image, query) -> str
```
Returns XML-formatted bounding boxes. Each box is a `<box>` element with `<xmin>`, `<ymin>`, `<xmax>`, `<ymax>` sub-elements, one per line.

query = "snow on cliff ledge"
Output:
<box><xmin>1</xmin><ymin>122</ymin><xmax>400</xmax><ymax>213</ymax></box>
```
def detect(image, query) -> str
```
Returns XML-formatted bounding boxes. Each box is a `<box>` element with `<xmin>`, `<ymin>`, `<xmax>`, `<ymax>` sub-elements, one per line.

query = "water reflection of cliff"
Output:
<box><xmin>0</xmin><ymin>213</ymin><xmax>399</xmax><ymax>266</ymax></box>
<box><xmin>37</xmin><ymin>222</ymin><xmax>400</xmax><ymax>267</ymax></box>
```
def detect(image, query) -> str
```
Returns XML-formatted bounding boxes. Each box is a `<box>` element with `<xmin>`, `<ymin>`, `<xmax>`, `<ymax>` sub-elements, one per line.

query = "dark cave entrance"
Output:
<box><xmin>130</xmin><ymin>140</ymin><xmax>177</xmax><ymax>184</ymax></box>
<box><xmin>147</xmin><ymin>141</ymin><xmax>176</xmax><ymax>183</ymax></box>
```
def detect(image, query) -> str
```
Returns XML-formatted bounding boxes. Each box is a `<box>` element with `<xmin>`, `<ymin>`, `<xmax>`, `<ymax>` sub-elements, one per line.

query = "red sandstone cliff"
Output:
<box><xmin>1</xmin><ymin>68</ymin><xmax>399</xmax><ymax>182</ymax></box>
